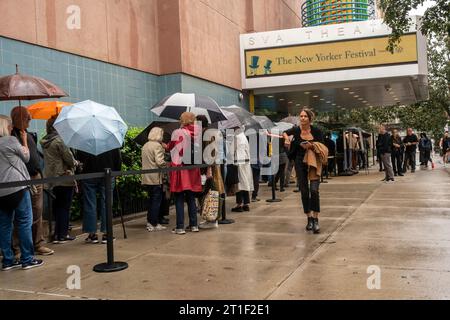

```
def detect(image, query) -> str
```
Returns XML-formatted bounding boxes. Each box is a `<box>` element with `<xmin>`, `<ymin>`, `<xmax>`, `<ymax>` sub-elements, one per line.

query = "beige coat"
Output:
<box><xmin>303</xmin><ymin>142</ymin><xmax>329</xmax><ymax>181</ymax></box>
<box><xmin>141</xmin><ymin>140</ymin><xmax>167</xmax><ymax>185</ymax></box>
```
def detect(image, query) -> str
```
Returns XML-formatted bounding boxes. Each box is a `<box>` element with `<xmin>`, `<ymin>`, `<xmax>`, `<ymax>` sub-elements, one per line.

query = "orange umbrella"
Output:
<box><xmin>27</xmin><ymin>101</ymin><xmax>73</xmax><ymax>120</ymax></box>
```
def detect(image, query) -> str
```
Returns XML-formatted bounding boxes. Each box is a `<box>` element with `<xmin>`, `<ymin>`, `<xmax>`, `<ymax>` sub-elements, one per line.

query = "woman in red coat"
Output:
<box><xmin>166</xmin><ymin>112</ymin><xmax>202</xmax><ymax>235</ymax></box>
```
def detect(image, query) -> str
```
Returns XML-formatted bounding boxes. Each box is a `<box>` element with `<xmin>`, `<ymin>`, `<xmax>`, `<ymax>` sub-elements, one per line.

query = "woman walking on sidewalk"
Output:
<box><xmin>283</xmin><ymin>109</ymin><xmax>324</xmax><ymax>234</ymax></box>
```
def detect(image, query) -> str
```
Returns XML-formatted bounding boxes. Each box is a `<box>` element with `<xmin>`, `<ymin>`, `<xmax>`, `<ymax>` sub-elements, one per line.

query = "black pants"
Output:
<box><xmin>295</xmin><ymin>160</ymin><xmax>320</xmax><ymax>214</ymax></box>
<box><xmin>251</xmin><ymin>167</ymin><xmax>260</xmax><ymax>199</ymax></box>
<box><xmin>236</xmin><ymin>191</ymin><xmax>250</xmax><ymax>205</ymax></box>
<box><xmin>146</xmin><ymin>185</ymin><xmax>162</xmax><ymax>226</ymax></box>
<box><xmin>391</xmin><ymin>151</ymin><xmax>403</xmax><ymax>174</ymax></box>
<box><xmin>52</xmin><ymin>186</ymin><xmax>74</xmax><ymax>239</ymax></box>
<box><xmin>274</xmin><ymin>163</ymin><xmax>286</xmax><ymax>189</ymax></box>
<box><xmin>404</xmin><ymin>151</ymin><xmax>416</xmax><ymax>172</ymax></box>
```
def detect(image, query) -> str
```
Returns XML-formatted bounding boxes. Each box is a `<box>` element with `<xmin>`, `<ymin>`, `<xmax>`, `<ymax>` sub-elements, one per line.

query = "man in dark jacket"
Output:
<box><xmin>10</xmin><ymin>106</ymin><xmax>54</xmax><ymax>256</ymax></box>
<box><xmin>403</xmin><ymin>128</ymin><xmax>419</xmax><ymax>173</ymax></box>
<box><xmin>391</xmin><ymin>129</ymin><xmax>404</xmax><ymax>176</ymax></box>
<box><xmin>76</xmin><ymin>149</ymin><xmax>122</xmax><ymax>244</ymax></box>
<box><xmin>376</xmin><ymin>125</ymin><xmax>394</xmax><ymax>182</ymax></box>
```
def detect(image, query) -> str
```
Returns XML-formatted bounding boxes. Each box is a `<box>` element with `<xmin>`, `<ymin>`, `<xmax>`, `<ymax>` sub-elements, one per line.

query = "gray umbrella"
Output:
<box><xmin>280</xmin><ymin>116</ymin><xmax>299</xmax><ymax>126</ymax></box>
<box><xmin>220</xmin><ymin>105</ymin><xmax>262</xmax><ymax>132</ymax></box>
<box><xmin>253</xmin><ymin>115</ymin><xmax>275</xmax><ymax>130</ymax></box>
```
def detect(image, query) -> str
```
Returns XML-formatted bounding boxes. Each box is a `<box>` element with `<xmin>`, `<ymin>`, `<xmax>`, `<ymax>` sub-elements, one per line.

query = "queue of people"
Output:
<box><xmin>1</xmin><ymin>106</ymin><xmax>332</xmax><ymax>271</ymax></box>
<box><xmin>375</xmin><ymin>126</ymin><xmax>439</xmax><ymax>182</ymax></box>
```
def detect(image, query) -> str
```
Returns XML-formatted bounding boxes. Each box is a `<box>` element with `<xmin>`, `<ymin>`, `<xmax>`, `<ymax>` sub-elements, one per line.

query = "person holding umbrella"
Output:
<box><xmin>10</xmin><ymin>106</ymin><xmax>54</xmax><ymax>257</ymax></box>
<box><xmin>40</xmin><ymin>116</ymin><xmax>79</xmax><ymax>243</ymax></box>
<box><xmin>166</xmin><ymin>112</ymin><xmax>202</xmax><ymax>235</ymax></box>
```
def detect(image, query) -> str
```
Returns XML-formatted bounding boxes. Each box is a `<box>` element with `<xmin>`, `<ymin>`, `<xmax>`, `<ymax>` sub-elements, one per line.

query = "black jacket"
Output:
<box><xmin>376</xmin><ymin>133</ymin><xmax>392</xmax><ymax>155</ymax></box>
<box><xmin>284</xmin><ymin>126</ymin><xmax>324</xmax><ymax>161</ymax></box>
<box><xmin>391</xmin><ymin>135</ymin><xmax>404</xmax><ymax>153</ymax></box>
<box><xmin>76</xmin><ymin>149</ymin><xmax>122</xmax><ymax>174</ymax></box>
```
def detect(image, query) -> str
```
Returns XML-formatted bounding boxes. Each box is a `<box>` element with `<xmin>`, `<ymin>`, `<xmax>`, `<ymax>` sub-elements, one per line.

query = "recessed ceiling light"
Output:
<box><xmin>267</xmin><ymin>95</ymin><xmax>274</xmax><ymax>98</ymax></box>
<box><xmin>304</xmin><ymin>92</ymin><xmax>311</xmax><ymax>95</ymax></box>
<box><xmin>363</xmin><ymin>101</ymin><xmax>367</xmax><ymax>103</ymax></box>
<box><xmin>343</xmin><ymin>88</ymin><xmax>350</xmax><ymax>91</ymax></box>
<box><xmin>320</xmin><ymin>98</ymin><xmax>325</xmax><ymax>101</ymax></box>
<box><xmin>288</xmin><ymin>101</ymin><xmax>294</xmax><ymax>104</ymax></box>
<box><xmin>279</xmin><ymin>98</ymin><xmax>285</xmax><ymax>101</ymax></box>
<box><xmin>349</xmin><ymin>92</ymin><xmax>355</xmax><ymax>94</ymax></box>
<box><xmin>358</xmin><ymin>98</ymin><xmax>363</xmax><ymax>101</ymax></box>
<box><xmin>332</xmin><ymin>103</ymin><xmax>336</xmax><ymax>106</ymax></box>
<box><xmin>313</xmin><ymin>95</ymin><xmax>319</xmax><ymax>98</ymax></box>
<box><xmin>296</xmin><ymin>104</ymin><xmax>301</xmax><ymax>106</ymax></box>
<box><xmin>326</xmin><ymin>101</ymin><xmax>331</xmax><ymax>104</ymax></box>
<box><xmin>354</xmin><ymin>95</ymin><xmax>359</xmax><ymax>98</ymax></box>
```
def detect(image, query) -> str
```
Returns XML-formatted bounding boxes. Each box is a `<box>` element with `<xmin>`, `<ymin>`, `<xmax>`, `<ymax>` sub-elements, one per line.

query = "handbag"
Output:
<box><xmin>201</xmin><ymin>190</ymin><xmax>220</xmax><ymax>222</ymax></box>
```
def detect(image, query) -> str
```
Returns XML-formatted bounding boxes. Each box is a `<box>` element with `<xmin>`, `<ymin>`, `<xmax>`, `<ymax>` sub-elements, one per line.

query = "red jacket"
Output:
<box><xmin>166</xmin><ymin>124</ymin><xmax>202</xmax><ymax>193</ymax></box>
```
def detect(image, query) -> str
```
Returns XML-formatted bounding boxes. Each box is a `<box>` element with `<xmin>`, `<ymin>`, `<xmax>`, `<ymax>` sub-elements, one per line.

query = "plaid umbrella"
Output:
<box><xmin>150</xmin><ymin>93</ymin><xmax>227</xmax><ymax>123</ymax></box>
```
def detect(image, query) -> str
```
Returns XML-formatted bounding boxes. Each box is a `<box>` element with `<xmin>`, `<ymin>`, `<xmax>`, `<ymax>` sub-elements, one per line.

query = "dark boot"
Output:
<box><xmin>313</xmin><ymin>218</ymin><xmax>320</xmax><ymax>234</ymax></box>
<box><xmin>306</xmin><ymin>217</ymin><xmax>314</xmax><ymax>231</ymax></box>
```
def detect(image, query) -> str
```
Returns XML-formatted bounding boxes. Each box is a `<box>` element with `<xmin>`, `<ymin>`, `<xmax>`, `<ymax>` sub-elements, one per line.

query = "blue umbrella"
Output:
<box><xmin>54</xmin><ymin>100</ymin><xmax>128</xmax><ymax>155</ymax></box>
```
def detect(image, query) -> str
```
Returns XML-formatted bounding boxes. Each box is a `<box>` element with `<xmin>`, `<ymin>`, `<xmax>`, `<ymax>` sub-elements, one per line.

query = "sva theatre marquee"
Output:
<box><xmin>240</xmin><ymin>16</ymin><xmax>428</xmax><ymax>98</ymax></box>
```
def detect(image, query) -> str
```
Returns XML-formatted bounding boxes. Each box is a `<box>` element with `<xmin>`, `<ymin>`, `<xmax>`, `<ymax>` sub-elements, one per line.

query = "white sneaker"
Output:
<box><xmin>191</xmin><ymin>226</ymin><xmax>199</xmax><ymax>232</ymax></box>
<box><xmin>172</xmin><ymin>228</ymin><xmax>186</xmax><ymax>235</ymax></box>
<box><xmin>147</xmin><ymin>223</ymin><xmax>167</xmax><ymax>232</ymax></box>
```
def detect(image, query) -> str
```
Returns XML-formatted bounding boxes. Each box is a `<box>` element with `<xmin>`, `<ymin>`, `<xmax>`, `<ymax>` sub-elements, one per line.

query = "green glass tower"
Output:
<box><xmin>301</xmin><ymin>0</ymin><xmax>370</xmax><ymax>27</ymax></box>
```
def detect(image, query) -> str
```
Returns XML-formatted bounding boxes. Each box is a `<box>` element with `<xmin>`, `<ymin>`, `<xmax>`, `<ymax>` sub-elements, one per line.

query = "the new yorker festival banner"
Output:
<box><xmin>245</xmin><ymin>34</ymin><xmax>418</xmax><ymax>78</ymax></box>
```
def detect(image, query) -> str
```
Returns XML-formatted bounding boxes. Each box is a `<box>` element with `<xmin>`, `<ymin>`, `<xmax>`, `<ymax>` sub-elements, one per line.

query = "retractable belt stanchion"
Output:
<box><xmin>218</xmin><ymin>164</ymin><xmax>234</xmax><ymax>224</ymax></box>
<box><xmin>93</xmin><ymin>168</ymin><xmax>128</xmax><ymax>273</ymax></box>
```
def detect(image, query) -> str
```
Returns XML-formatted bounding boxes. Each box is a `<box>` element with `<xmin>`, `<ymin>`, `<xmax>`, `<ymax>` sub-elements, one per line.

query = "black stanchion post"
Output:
<box><xmin>266</xmin><ymin>175</ymin><xmax>282</xmax><ymax>203</ymax></box>
<box><xmin>47</xmin><ymin>191</ymin><xmax>54</xmax><ymax>243</ymax></box>
<box><xmin>218</xmin><ymin>164</ymin><xmax>234</xmax><ymax>224</ymax></box>
<box><xmin>93</xmin><ymin>168</ymin><xmax>128</xmax><ymax>273</ymax></box>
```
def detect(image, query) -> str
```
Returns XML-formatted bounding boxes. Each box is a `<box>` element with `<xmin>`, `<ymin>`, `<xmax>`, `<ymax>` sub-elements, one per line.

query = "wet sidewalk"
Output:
<box><xmin>1</xmin><ymin>161</ymin><xmax>450</xmax><ymax>300</ymax></box>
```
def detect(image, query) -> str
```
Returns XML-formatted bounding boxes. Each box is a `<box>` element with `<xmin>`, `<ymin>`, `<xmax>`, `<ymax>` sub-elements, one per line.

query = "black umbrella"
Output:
<box><xmin>134</xmin><ymin>121</ymin><xmax>180</xmax><ymax>146</ymax></box>
<box><xmin>150</xmin><ymin>93</ymin><xmax>227</xmax><ymax>123</ymax></box>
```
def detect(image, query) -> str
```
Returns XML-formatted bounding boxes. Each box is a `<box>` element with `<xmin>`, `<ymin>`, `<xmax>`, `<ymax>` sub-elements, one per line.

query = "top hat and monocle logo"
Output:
<box><xmin>249</xmin><ymin>56</ymin><xmax>273</xmax><ymax>76</ymax></box>
<box><xmin>264</xmin><ymin>60</ymin><xmax>272</xmax><ymax>75</ymax></box>
<box><xmin>249</xmin><ymin>56</ymin><xmax>260</xmax><ymax>75</ymax></box>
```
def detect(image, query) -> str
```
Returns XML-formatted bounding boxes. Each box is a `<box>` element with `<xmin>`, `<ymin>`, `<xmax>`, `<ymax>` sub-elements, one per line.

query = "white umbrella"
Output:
<box><xmin>150</xmin><ymin>93</ymin><xmax>227</xmax><ymax>123</ymax></box>
<box><xmin>54</xmin><ymin>100</ymin><xmax>128</xmax><ymax>156</ymax></box>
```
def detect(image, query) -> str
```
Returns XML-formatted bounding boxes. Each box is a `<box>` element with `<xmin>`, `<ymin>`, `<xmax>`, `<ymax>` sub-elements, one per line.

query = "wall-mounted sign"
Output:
<box><xmin>245</xmin><ymin>34</ymin><xmax>418</xmax><ymax>78</ymax></box>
